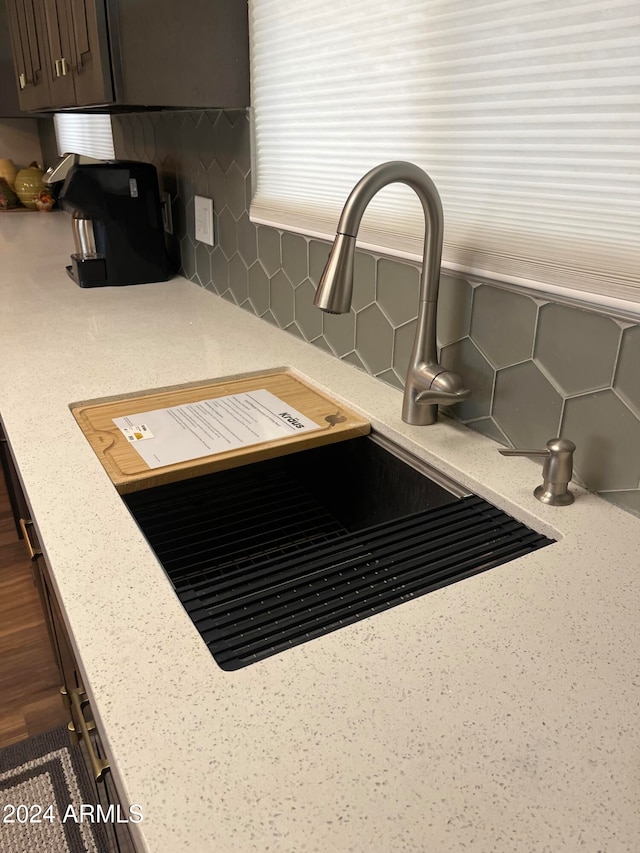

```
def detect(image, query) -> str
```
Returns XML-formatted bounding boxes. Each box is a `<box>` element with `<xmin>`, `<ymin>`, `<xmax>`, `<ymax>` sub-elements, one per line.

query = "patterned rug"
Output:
<box><xmin>0</xmin><ymin>725</ymin><xmax>111</xmax><ymax>852</ymax></box>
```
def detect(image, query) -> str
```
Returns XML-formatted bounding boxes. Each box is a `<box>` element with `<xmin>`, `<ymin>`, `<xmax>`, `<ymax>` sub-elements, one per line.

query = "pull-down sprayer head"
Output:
<box><xmin>314</xmin><ymin>233</ymin><xmax>357</xmax><ymax>314</ymax></box>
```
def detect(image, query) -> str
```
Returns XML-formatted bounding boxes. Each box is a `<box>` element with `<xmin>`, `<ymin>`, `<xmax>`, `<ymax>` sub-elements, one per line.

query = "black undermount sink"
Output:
<box><xmin>124</xmin><ymin>434</ymin><xmax>554</xmax><ymax>670</ymax></box>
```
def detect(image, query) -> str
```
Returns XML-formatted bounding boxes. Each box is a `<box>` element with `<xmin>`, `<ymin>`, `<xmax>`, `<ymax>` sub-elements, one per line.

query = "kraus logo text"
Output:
<box><xmin>279</xmin><ymin>412</ymin><xmax>305</xmax><ymax>429</ymax></box>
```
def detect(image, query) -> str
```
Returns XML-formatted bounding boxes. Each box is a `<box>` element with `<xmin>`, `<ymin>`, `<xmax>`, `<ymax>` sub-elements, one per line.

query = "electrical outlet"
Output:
<box><xmin>194</xmin><ymin>195</ymin><xmax>214</xmax><ymax>246</ymax></box>
<box><xmin>160</xmin><ymin>191</ymin><xmax>173</xmax><ymax>234</ymax></box>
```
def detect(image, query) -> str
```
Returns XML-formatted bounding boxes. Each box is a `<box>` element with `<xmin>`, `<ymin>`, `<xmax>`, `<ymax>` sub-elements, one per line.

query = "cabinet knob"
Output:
<box><xmin>18</xmin><ymin>517</ymin><xmax>43</xmax><ymax>560</ymax></box>
<box><xmin>66</xmin><ymin>687</ymin><xmax>111</xmax><ymax>783</ymax></box>
<box><xmin>54</xmin><ymin>58</ymin><xmax>70</xmax><ymax>77</ymax></box>
<box><xmin>18</xmin><ymin>72</ymin><xmax>26</xmax><ymax>89</ymax></box>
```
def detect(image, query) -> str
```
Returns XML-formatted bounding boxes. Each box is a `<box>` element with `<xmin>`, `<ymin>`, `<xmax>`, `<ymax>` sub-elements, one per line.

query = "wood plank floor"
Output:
<box><xmin>0</xmin><ymin>471</ymin><xmax>68</xmax><ymax>749</ymax></box>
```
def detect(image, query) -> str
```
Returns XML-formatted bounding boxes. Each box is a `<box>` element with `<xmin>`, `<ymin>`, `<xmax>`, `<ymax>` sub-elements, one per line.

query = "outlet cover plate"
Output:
<box><xmin>195</xmin><ymin>195</ymin><xmax>214</xmax><ymax>246</ymax></box>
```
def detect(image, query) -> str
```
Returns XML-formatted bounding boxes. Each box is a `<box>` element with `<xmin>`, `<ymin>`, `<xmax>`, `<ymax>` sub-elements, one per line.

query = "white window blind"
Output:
<box><xmin>250</xmin><ymin>0</ymin><xmax>640</xmax><ymax>304</ymax></box>
<box><xmin>54</xmin><ymin>113</ymin><xmax>115</xmax><ymax>160</ymax></box>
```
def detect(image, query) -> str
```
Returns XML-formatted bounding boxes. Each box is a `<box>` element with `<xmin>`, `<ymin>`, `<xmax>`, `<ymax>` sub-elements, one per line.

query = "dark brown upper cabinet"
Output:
<box><xmin>4</xmin><ymin>0</ymin><xmax>249</xmax><ymax>112</ymax></box>
<box><xmin>4</xmin><ymin>0</ymin><xmax>51</xmax><ymax>111</ymax></box>
<box><xmin>41</xmin><ymin>0</ymin><xmax>112</xmax><ymax>107</ymax></box>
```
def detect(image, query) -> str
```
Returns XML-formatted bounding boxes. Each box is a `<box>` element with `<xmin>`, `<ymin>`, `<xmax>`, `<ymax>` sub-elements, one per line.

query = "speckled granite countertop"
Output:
<box><xmin>1</xmin><ymin>214</ymin><xmax>639</xmax><ymax>853</ymax></box>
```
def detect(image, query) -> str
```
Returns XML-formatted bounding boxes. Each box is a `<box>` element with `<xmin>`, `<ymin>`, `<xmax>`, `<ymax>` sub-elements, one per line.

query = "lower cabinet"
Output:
<box><xmin>1</xmin><ymin>420</ymin><xmax>137</xmax><ymax>853</ymax></box>
<box><xmin>37</xmin><ymin>554</ymin><xmax>137</xmax><ymax>853</ymax></box>
<box><xmin>0</xmin><ymin>428</ymin><xmax>29</xmax><ymax>538</ymax></box>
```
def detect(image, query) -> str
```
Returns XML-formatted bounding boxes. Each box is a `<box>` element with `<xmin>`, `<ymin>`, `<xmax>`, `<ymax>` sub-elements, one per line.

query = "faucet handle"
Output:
<box><xmin>499</xmin><ymin>438</ymin><xmax>576</xmax><ymax>506</ymax></box>
<box><xmin>414</xmin><ymin>369</ymin><xmax>471</xmax><ymax>407</ymax></box>
<box><xmin>415</xmin><ymin>387</ymin><xmax>471</xmax><ymax>406</ymax></box>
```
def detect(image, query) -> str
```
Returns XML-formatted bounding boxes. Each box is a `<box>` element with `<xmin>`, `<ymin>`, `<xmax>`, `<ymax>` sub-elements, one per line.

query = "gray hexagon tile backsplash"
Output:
<box><xmin>112</xmin><ymin>109</ymin><xmax>640</xmax><ymax>516</ymax></box>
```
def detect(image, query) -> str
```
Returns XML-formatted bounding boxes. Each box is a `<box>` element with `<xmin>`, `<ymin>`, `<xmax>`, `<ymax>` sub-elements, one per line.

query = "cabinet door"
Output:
<box><xmin>0</xmin><ymin>0</ymin><xmax>23</xmax><ymax>116</ymax></box>
<box><xmin>91</xmin><ymin>734</ymin><xmax>138</xmax><ymax>852</ymax></box>
<box><xmin>41</xmin><ymin>0</ymin><xmax>112</xmax><ymax>107</ymax></box>
<box><xmin>0</xmin><ymin>427</ymin><xmax>28</xmax><ymax>538</ymax></box>
<box><xmin>38</xmin><ymin>557</ymin><xmax>138</xmax><ymax>851</ymax></box>
<box><xmin>109</xmin><ymin>0</ymin><xmax>249</xmax><ymax>108</ymax></box>
<box><xmin>5</xmin><ymin>0</ymin><xmax>51</xmax><ymax>110</ymax></box>
<box><xmin>42</xmin><ymin>0</ymin><xmax>76</xmax><ymax>106</ymax></box>
<box><xmin>64</xmin><ymin>0</ymin><xmax>112</xmax><ymax>105</ymax></box>
<box><xmin>37</xmin><ymin>555</ymin><xmax>83</xmax><ymax>693</ymax></box>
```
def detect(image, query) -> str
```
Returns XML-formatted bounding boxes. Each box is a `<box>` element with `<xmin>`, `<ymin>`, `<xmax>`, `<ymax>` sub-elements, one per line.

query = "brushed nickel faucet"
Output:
<box><xmin>499</xmin><ymin>438</ymin><xmax>576</xmax><ymax>506</ymax></box>
<box><xmin>314</xmin><ymin>161</ymin><xmax>470</xmax><ymax>426</ymax></box>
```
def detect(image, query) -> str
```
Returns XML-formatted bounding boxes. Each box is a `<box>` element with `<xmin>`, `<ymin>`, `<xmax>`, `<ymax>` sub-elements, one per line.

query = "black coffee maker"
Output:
<box><xmin>54</xmin><ymin>159</ymin><xmax>171</xmax><ymax>288</ymax></box>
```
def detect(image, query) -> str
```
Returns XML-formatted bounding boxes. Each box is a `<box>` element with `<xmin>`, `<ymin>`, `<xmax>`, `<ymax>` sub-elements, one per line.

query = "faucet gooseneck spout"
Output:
<box><xmin>314</xmin><ymin>161</ymin><xmax>470</xmax><ymax>426</ymax></box>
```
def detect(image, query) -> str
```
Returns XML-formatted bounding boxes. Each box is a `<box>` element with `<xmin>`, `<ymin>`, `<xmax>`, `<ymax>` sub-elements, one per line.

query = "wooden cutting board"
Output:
<box><xmin>71</xmin><ymin>370</ymin><xmax>370</xmax><ymax>493</ymax></box>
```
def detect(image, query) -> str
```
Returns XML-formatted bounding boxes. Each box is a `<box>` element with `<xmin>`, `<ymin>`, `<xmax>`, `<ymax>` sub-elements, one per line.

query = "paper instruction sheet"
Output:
<box><xmin>113</xmin><ymin>388</ymin><xmax>321</xmax><ymax>469</ymax></box>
